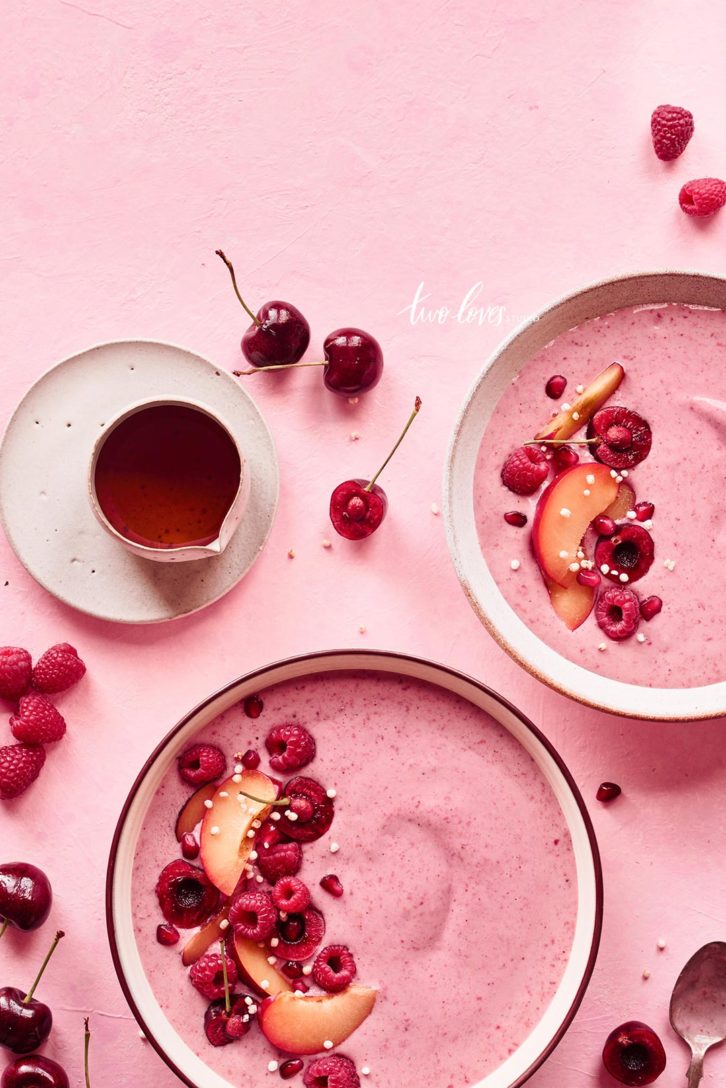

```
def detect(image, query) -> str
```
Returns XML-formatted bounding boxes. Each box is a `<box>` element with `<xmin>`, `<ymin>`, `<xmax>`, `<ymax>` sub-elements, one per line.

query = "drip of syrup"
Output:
<box><xmin>94</xmin><ymin>404</ymin><xmax>241</xmax><ymax>549</ymax></box>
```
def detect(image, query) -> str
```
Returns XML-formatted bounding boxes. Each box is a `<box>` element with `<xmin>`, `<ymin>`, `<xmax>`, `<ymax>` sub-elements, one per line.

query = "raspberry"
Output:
<box><xmin>312</xmin><ymin>945</ymin><xmax>357</xmax><ymax>993</ymax></box>
<box><xmin>278</xmin><ymin>777</ymin><xmax>334</xmax><ymax>843</ymax></box>
<box><xmin>0</xmin><ymin>647</ymin><xmax>32</xmax><ymax>701</ymax></box>
<box><xmin>0</xmin><ymin>744</ymin><xmax>46</xmax><ymax>800</ymax></box>
<box><xmin>204</xmin><ymin>995</ymin><xmax>254</xmax><ymax>1047</ymax></box>
<box><xmin>304</xmin><ymin>1055</ymin><xmax>361</xmax><ymax>1088</ymax></box>
<box><xmin>651</xmin><ymin>104</ymin><xmax>694</xmax><ymax>161</ymax></box>
<box><xmin>679</xmin><ymin>178</ymin><xmax>726</xmax><ymax>217</ymax></box>
<box><xmin>156</xmin><ymin>922</ymin><xmax>180</xmax><ymax>946</ymax></box>
<box><xmin>10</xmin><ymin>693</ymin><xmax>66</xmax><ymax>745</ymax></box>
<box><xmin>228</xmin><ymin>890</ymin><xmax>277</xmax><ymax>941</ymax></box>
<box><xmin>265</xmin><ymin>723</ymin><xmax>316</xmax><ymax>773</ymax></box>
<box><xmin>177</xmin><ymin>744</ymin><xmax>226</xmax><ymax>786</ymax></box>
<box><xmin>320</xmin><ymin>874</ymin><xmax>344</xmax><ymax>898</ymax></box>
<box><xmin>272</xmin><ymin>876</ymin><xmax>311</xmax><ymax>913</ymax></box>
<box><xmin>256</xmin><ymin>840</ymin><xmax>303</xmax><ymax>882</ymax></box>
<box><xmin>500</xmin><ymin>446</ymin><xmax>549</xmax><ymax>496</ymax></box>
<box><xmin>595</xmin><ymin>586</ymin><xmax>641</xmax><ymax>642</ymax></box>
<box><xmin>275</xmin><ymin>907</ymin><xmax>325</xmax><ymax>961</ymax></box>
<box><xmin>31</xmin><ymin>643</ymin><xmax>86</xmax><ymax>694</ymax></box>
<box><xmin>189</xmin><ymin>949</ymin><xmax>238</xmax><ymax>1000</ymax></box>
<box><xmin>155</xmin><ymin>860</ymin><xmax>220</xmax><ymax>928</ymax></box>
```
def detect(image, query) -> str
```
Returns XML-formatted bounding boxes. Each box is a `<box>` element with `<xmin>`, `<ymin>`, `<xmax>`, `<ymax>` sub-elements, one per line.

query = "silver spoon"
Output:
<box><xmin>670</xmin><ymin>941</ymin><xmax>726</xmax><ymax>1087</ymax></box>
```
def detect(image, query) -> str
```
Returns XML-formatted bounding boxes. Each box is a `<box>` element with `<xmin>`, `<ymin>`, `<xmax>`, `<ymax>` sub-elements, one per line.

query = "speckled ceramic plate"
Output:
<box><xmin>107</xmin><ymin>650</ymin><xmax>602</xmax><ymax>1088</ymax></box>
<box><xmin>444</xmin><ymin>270</ymin><xmax>726</xmax><ymax>720</ymax></box>
<box><xmin>0</xmin><ymin>341</ymin><xmax>279</xmax><ymax>624</ymax></box>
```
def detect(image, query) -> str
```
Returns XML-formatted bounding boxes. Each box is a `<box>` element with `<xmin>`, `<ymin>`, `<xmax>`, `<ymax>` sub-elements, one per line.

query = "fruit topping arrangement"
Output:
<box><xmin>154</xmin><ymin>706</ymin><xmax>374</xmax><ymax>1083</ymax></box>
<box><xmin>499</xmin><ymin>363</ymin><xmax>666</xmax><ymax>645</ymax></box>
<box><xmin>0</xmin><ymin>645</ymin><xmax>86</xmax><ymax>800</ymax></box>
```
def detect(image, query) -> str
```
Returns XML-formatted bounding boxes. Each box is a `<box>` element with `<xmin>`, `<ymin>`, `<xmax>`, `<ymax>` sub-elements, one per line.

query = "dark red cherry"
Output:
<box><xmin>216</xmin><ymin>250</ymin><xmax>310</xmax><ymax>369</ymax></box>
<box><xmin>0</xmin><ymin>864</ymin><xmax>52</xmax><ymax>935</ymax></box>
<box><xmin>602</xmin><ymin>1020</ymin><xmax>666</xmax><ymax>1085</ymax></box>
<box><xmin>1</xmin><ymin>1055</ymin><xmax>69</xmax><ymax>1088</ymax></box>
<box><xmin>595</xmin><ymin>524</ymin><xmax>655</xmax><ymax>585</ymax></box>
<box><xmin>330</xmin><ymin>480</ymin><xmax>388</xmax><ymax>541</ymax></box>
<box><xmin>322</xmin><ymin>327</ymin><xmax>383</xmax><ymax>396</ymax></box>
<box><xmin>329</xmin><ymin>397</ymin><xmax>421</xmax><ymax>540</ymax></box>
<box><xmin>0</xmin><ymin>932</ymin><xmax>63</xmax><ymax>1055</ymax></box>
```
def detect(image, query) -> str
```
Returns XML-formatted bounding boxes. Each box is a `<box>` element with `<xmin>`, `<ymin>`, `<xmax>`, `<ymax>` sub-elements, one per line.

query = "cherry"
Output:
<box><xmin>1</xmin><ymin>1055</ymin><xmax>69</xmax><ymax>1088</ymax></box>
<box><xmin>602</xmin><ymin>1020</ymin><xmax>666</xmax><ymax>1085</ymax></box>
<box><xmin>216</xmin><ymin>250</ymin><xmax>310</xmax><ymax>369</ymax></box>
<box><xmin>330</xmin><ymin>397</ymin><xmax>422</xmax><ymax>540</ymax></box>
<box><xmin>0</xmin><ymin>865</ymin><xmax>52</xmax><ymax>936</ymax></box>
<box><xmin>203</xmin><ymin>941</ymin><xmax>253</xmax><ymax>1047</ymax></box>
<box><xmin>0</xmin><ymin>931</ymin><xmax>64</xmax><ymax>1054</ymax></box>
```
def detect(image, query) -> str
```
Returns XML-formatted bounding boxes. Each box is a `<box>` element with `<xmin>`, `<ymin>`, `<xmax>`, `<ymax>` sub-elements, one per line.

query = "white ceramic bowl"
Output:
<box><xmin>445</xmin><ymin>271</ymin><xmax>726</xmax><ymax>721</ymax></box>
<box><xmin>107</xmin><ymin>650</ymin><xmax>602</xmax><ymax>1088</ymax></box>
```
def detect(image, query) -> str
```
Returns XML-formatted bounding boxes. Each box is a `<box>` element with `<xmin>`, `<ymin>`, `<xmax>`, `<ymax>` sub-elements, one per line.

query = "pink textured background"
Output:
<box><xmin>2</xmin><ymin>2</ymin><xmax>725</xmax><ymax>1086</ymax></box>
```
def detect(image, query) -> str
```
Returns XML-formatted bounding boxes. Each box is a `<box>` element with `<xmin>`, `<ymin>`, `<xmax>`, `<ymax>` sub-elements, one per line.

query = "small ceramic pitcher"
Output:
<box><xmin>88</xmin><ymin>396</ymin><xmax>249</xmax><ymax>562</ymax></box>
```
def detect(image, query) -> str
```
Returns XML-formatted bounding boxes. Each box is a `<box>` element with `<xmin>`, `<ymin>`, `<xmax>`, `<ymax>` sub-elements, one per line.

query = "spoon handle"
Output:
<box><xmin>687</xmin><ymin>1051</ymin><xmax>705</xmax><ymax>1088</ymax></box>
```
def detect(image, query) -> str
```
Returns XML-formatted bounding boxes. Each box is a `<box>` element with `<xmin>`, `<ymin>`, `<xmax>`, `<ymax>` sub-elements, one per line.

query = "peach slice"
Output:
<box><xmin>604</xmin><ymin>480</ymin><xmax>636</xmax><ymax>521</ymax></box>
<box><xmin>532</xmin><ymin>463</ymin><xmax>618</xmax><ymax>587</ymax></box>
<box><xmin>232</xmin><ymin>932</ymin><xmax>292</xmax><ymax>998</ymax></box>
<box><xmin>174</xmin><ymin>783</ymin><xmax>218</xmax><ymax>841</ymax></box>
<box><xmin>545</xmin><ymin>576</ymin><xmax>596</xmax><ymax>630</ymax></box>
<box><xmin>258</xmin><ymin>985</ymin><xmax>377</xmax><ymax>1055</ymax></box>
<box><xmin>181</xmin><ymin>904</ymin><xmax>230</xmax><ymax>966</ymax></box>
<box><xmin>200</xmin><ymin>769</ymin><xmax>279</xmax><ymax>896</ymax></box>
<box><xmin>535</xmin><ymin>362</ymin><xmax>625</xmax><ymax>442</ymax></box>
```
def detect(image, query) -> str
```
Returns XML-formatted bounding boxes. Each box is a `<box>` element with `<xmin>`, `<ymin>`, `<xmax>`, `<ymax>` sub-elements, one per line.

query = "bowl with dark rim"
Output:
<box><xmin>445</xmin><ymin>271</ymin><xmax>726</xmax><ymax>721</ymax></box>
<box><xmin>106</xmin><ymin>649</ymin><xmax>602</xmax><ymax>1088</ymax></box>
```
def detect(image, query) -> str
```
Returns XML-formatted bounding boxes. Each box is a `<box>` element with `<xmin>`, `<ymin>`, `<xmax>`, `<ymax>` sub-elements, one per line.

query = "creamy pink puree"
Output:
<box><xmin>131</xmin><ymin>671</ymin><xmax>577</xmax><ymax>1087</ymax></box>
<box><xmin>475</xmin><ymin>303</ymin><xmax>726</xmax><ymax>688</ymax></box>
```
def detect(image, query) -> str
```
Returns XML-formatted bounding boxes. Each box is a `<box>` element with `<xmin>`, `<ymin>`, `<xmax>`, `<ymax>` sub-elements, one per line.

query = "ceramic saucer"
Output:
<box><xmin>0</xmin><ymin>340</ymin><xmax>279</xmax><ymax>624</ymax></box>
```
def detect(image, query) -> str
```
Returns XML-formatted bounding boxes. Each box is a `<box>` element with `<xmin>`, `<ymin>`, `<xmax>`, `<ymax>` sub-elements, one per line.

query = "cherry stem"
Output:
<box><xmin>237</xmin><ymin>788</ymin><xmax>290</xmax><ymax>807</ymax></box>
<box><xmin>215</xmin><ymin>250</ymin><xmax>261</xmax><ymax>328</ymax></box>
<box><xmin>526</xmin><ymin>438</ymin><xmax>598</xmax><ymax>447</ymax></box>
<box><xmin>366</xmin><ymin>396</ymin><xmax>422</xmax><ymax>492</ymax></box>
<box><xmin>24</xmin><ymin>929</ymin><xmax>64</xmax><ymax>1004</ymax></box>
<box><xmin>0</xmin><ymin>919</ymin><xmax>8</xmax><ymax>941</ymax></box>
<box><xmin>84</xmin><ymin>1017</ymin><xmax>91</xmax><ymax>1088</ymax></box>
<box><xmin>220</xmin><ymin>940</ymin><xmax>231</xmax><ymax>1015</ymax></box>
<box><xmin>233</xmin><ymin>361</ymin><xmax>325</xmax><ymax>377</ymax></box>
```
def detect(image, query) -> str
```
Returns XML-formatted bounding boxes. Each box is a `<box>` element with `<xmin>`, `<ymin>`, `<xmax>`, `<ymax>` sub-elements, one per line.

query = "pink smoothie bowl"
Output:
<box><xmin>444</xmin><ymin>270</ymin><xmax>726</xmax><ymax>722</ymax></box>
<box><xmin>105</xmin><ymin>650</ymin><xmax>603</xmax><ymax>1088</ymax></box>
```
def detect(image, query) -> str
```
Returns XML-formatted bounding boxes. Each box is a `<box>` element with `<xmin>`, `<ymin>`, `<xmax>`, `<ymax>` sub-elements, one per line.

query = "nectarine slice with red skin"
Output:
<box><xmin>532</xmin><ymin>463</ymin><xmax>618</xmax><ymax>587</ymax></box>
<box><xmin>174</xmin><ymin>783</ymin><xmax>218</xmax><ymax>841</ymax></box>
<box><xmin>258</xmin><ymin>985</ymin><xmax>377</xmax><ymax>1055</ymax></box>
<box><xmin>545</xmin><ymin>576</ymin><xmax>596</xmax><ymax>631</ymax></box>
<box><xmin>603</xmin><ymin>480</ymin><xmax>636</xmax><ymax>521</ymax></box>
<box><xmin>232</xmin><ymin>931</ymin><xmax>292</xmax><ymax>998</ymax></box>
<box><xmin>181</xmin><ymin>904</ymin><xmax>230</xmax><ymax>966</ymax></box>
<box><xmin>200</xmin><ymin>769</ymin><xmax>279</xmax><ymax>896</ymax></box>
<box><xmin>535</xmin><ymin>362</ymin><xmax>625</xmax><ymax>442</ymax></box>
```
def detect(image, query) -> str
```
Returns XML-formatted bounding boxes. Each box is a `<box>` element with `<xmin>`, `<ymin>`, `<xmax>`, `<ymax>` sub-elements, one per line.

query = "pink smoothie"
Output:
<box><xmin>475</xmin><ymin>303</ymin><xmax>726</xmax><ymax>688</ymax></box>
<box><xmin>131</xmin><ymin>670</ymin><xmax>577</xmax><ymax>1087</ymax></box>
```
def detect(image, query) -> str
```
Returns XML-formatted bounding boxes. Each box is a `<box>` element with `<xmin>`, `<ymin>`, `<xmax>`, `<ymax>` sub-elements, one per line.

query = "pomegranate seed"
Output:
<box><xmin>181</xmin><ymin>833</ymin><xmax>200</xmax><ymax>860</ymax></box>
<box><xmin>281</xmin><ymin>960</ymin><xmax>304</xmax><ymax>979</ymax></box>
<box><xmin>553</xmin><ymin>444</ymin><xmax>580</xmax><ymax>472</ymax></box>
<box><xmin>243</xmin><ymin>694</ymin><xmax>264</xmax><ymax>719</ymax></box>
<box><xmin>241</xmin><ymin>749</ymin><xmax>260</xmax><ymax>770</ymax></box>
<box><xmin>635</xmin><ymin>501</ymin><xmax>655</xmax><ymax>522</ymax></box>
<box><xmin>504</xmin><ymin>511</ymin><xmax>528</xmax><ymax>528</ymax></box>
<box><xmin>280</xmin><ymin>1059</ymin><xmax>304</xmax><ymax>1080</ymax></box>
<box><xmin>280</xmin><ymin>916</ymin><xmax>305</xmax><ymax>942</ymax></box>
<box><xmin>545</xmin><ymin>374</ymin><xmax>567</xmax><ymax>399</ymax></box>
<box><xmin>593</xmin><ymin>514</ymin><xmax>616</xmax><ymax>537</ymax></box>
<box><xmin>596</xmin><ymin>782</ymin><xmax>622</xmax><ymax>803</ymax></box>
<box><xmin>320</xmin><ymin>874</ymin><xmax>344</xmax><ymax>898</ymax></box>
<box><xmin>640</xmin><ymin>596</ymin><xmax>663</xmax><ymax>622</ymax></box>
<box><xmin>576</xmin><ymin>569</ymin><xmax>601</xmax><ymax>588</ymax></box>
<box><xmin>292</xmin><ymin>978</ymin><xmax>309</xmax><ymax>993</ymax></box>
<box><xmin>156</xmin><ymin>922</ymin><xmax>180</xmax><ymax>946</ymax></box>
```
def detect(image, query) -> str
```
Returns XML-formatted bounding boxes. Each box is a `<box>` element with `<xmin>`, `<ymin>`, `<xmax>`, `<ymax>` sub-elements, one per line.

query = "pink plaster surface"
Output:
<box><xmin>1</xmin><ymin>2</ymin><xmax>725</xmax><ymax>1086</ymax></box>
